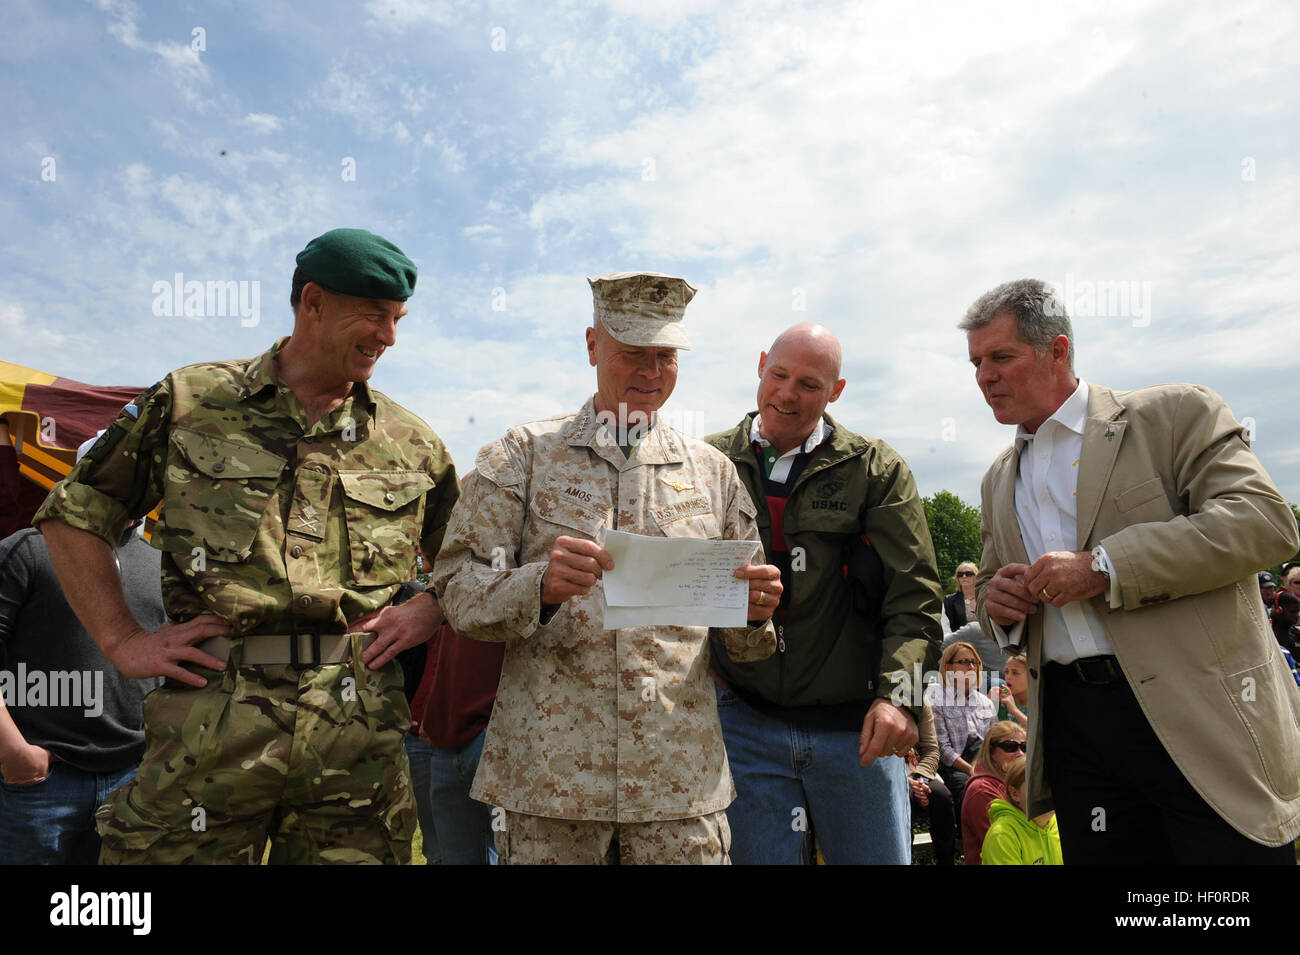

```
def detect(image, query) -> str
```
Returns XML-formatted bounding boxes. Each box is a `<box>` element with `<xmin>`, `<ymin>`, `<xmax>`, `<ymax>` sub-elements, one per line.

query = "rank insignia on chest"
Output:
<box><xmin>661</xmin><ymin>478</ymin><xmax>694</xmax><ymax>492</ymax></box>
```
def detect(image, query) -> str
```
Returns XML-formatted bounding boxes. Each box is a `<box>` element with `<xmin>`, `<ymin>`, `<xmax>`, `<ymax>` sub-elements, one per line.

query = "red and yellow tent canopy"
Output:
<box><xmin>1</xmin><ymin>360</ymin><xmax>147</xmax><ymax>534</ymax></box>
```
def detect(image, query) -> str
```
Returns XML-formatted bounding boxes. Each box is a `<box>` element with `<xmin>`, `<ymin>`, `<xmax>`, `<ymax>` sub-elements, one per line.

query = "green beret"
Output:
<box><xmin>295</xmin><ymin>228</ymin><xmax>418</xmax><ymax>301</ymax></box>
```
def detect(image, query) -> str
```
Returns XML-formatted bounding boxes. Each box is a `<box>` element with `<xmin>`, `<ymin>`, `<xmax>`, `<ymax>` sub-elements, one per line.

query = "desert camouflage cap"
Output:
<box><xmin>588</xmin><ymin>271</ymin><xmax>695</xmax><ymax>350</ymax></box>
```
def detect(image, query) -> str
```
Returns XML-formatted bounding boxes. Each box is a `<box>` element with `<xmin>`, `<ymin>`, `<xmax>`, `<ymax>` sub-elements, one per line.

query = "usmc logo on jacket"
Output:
<box><xmin>811</xmin><ymin>477</ymin><xmax>848</xmax><ymax>511</ymax></box>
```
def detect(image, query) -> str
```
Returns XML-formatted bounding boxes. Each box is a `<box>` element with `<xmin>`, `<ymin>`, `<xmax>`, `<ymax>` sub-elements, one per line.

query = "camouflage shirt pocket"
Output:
<box><xmin>338</xmin><ymin>470</ymin><xmax>433</xmax><ymax>585</ymax></box>
<box><xmin>655</xmin><ymin>512</ymin><xmax>721</xmax><ymax>539</ymax></box>
<box><xmin>528</xmin><ymin>479</ymin><xmax>610</xmax><ymax>543</ymax></box>
<box><xmin>155</xmin><ymin>428</ymin><xmax>287</xmax><ymax>562</ymax></box>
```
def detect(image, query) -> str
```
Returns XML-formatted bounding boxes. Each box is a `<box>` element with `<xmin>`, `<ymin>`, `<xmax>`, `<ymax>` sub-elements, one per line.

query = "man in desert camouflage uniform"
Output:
<box><xmin>433</xmin><ymin>271</ymin><xmax>781</xmax><ymax>864</ymax></box>
<box><xmin>34</xmin><ymin>229</ymin><xmax>458</xmax><ymax>864</ymax></box>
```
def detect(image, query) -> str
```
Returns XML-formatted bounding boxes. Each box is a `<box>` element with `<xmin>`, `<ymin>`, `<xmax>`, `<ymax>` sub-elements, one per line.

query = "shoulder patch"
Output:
<box><xmin>76</xmin><ymin>422</ymin><xmax>127</xmax><ymax>473</ymax></box>
<box><xmin>75</xmin><ymin>381</ymin><xmax>164</xmax><ymax>477</ymax></box>
<box><xmin>474</xmin><ymin>435</ymin><xmax>523</xmax><ymax>488</ymax></box>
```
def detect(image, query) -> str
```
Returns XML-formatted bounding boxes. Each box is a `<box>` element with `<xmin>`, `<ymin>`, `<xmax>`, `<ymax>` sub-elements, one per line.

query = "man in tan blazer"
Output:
<box><xmin>961</xmin><ymin>278</ymin><xmax>1300</xmax><ymax>864</ymax></box>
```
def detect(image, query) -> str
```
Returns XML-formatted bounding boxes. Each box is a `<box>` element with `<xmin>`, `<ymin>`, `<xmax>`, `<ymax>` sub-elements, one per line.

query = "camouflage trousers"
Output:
<box><xmin>96</xmin><ymin>636</ymin><xmax>415</xmax><ymax>864</ymax></box>
<box><xmin>495</xmin><ymin>810</ymin><xmax>731</xmax><ymax>864</ymax></box>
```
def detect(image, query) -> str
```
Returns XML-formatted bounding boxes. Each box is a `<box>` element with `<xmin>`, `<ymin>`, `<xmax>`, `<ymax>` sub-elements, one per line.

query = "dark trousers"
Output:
<box><xmin>937</xmin><ymin>736</ymin><xmax>981</xmax><ymax>843</ymax></box>
<box><xmin>910</xmin><ymin>774</ymin><xmax>955</xmax><ymax>865</ymax></box>
<box><xmin>1042</xmin><ymin>664</ymin><xmax>1294</xmax><ymax>865</ymax></box>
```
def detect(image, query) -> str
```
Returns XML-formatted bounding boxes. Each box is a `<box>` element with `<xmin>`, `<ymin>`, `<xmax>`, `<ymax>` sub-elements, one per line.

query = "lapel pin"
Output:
<box><xmin>1104</xmin><ymin>427</ymin><xmax>1115</xmax><ymax>441</ymax></box>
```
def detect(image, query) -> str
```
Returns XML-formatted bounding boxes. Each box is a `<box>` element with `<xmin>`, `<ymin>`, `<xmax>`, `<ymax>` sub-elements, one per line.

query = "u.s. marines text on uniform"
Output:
<box><xmin>433</xmin><ymin>271</ymin><xmax>780</xmax><ymax>864</ymax></box>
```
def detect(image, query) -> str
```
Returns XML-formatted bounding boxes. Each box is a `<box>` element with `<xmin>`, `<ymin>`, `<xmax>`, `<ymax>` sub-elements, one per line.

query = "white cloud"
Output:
<box><xmin>0</xmin><ymin>301</ymin><xmax>68</xmax><ymax>352</ymax></box>
<box><xmin>461</xmin><ymin>223</ymin><xmax>504</xmax><ymax>246</ymax></box>
<box><xmin>7</xmin><ymin>0</ymin><xmax>1299</xmax><ymax>504</ymax></box>
<box><xmin>363</xmin><ymin>0</ymin><xmax>458</xmax><ymax>32</ymax></box>
<box><xmin>93</xmin><ymin>0</ymin><xmax>212</xmax><ymax>110</ymax></box>
<box><xmin>240</xmin><ymin>112</ymin><xmax>283</xmax><ymax>134</ymax></box>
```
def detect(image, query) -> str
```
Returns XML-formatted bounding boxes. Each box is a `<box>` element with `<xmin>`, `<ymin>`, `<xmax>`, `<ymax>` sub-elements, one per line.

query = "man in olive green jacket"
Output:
<box><xmin>706</xmin><ymin>323</ymin><xmax>942</xmax><ymax>864</ymax></box>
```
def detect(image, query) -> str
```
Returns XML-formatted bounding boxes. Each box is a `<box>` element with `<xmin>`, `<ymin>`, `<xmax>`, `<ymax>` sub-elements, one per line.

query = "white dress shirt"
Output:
<box><xmin>1002</xmin><ymin>379</ymin><xmax>1120</xmax><ymax>664</ymax></box>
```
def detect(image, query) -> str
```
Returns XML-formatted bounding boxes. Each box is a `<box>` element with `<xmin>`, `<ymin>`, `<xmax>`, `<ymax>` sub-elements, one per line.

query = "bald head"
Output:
<box><xmin>755</xmin><ymin>323</ymin><xmax>847</xmax><ymax>454</ymax></box>
<box><xmin>767</xmin><ymin>323</ymin><xmax>842</xmax><ymax>380</ymax></box>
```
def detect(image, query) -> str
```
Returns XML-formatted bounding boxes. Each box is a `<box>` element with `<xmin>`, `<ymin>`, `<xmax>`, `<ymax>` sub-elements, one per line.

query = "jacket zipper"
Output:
<box><xmin>777</xmin><ymin>623</ymin><xmax>786</xmax><ymax>702</ymax></box>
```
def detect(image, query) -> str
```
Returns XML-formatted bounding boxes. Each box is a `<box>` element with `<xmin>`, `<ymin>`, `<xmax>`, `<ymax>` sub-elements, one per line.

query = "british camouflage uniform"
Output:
<box><xmin>33</xmin><ymin>336</ymin><xmax>458</xmax><ymax>863</ymax></box>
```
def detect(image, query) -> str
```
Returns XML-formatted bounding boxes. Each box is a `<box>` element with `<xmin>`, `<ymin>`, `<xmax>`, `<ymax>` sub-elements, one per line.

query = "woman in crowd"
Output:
<box><xmin>943</xmin><ymin>561</ymin><xmax>979</xmax><ymax>633</ymax></box>
<box><xmin>904</xmin><ymin>704</ymin><xmax>955</xmax><ymax>865</ymax></box>
<box><xmin>981</xmin><ymin>757</ymin><xmax>1063</xmax><ymax>865</ymax></box>
<box><xmin>960</xmin><ymin>720</ymin><xmax>1026</xmax><ymax>864</ymax></box>
<box><xmin>926</xmin><ymin>641</ymin><xmax>997</xmax><ymax>836</ymax></box>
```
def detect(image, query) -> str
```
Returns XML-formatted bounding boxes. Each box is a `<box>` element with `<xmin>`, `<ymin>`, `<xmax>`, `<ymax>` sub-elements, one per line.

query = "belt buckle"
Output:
<box><xmin>289</xmin><ymin>627</ymin><xmax>322</xmax><ymax>667</ymax></box>
<box><xmin>1074</xmin><ymin>656</ymin><xmax>1119</xmax><ymax>685</ymax></box>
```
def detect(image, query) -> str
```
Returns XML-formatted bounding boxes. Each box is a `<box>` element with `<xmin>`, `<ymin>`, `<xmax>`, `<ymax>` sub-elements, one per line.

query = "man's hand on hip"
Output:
<box><xmin>1024</xmin><ymin>551</ymin><xmax>1108</xmax><ymax>608</ymax></box>
<box><xmin>859</xmin><ymin>698</ymin><xmax>918</xmax><ymax>766</ymax></box>
<box><xmin>541</xmin><ymin>536</ymin><xmax>615</xmax><ymax>606</ymax></box>
<box><xmin>0</xmin><ymin>741</ymin><xmax>52</xmax><ymax>786</ymax></box>
<box><xmin>985</xmin><ymin>562</ymin><xmax>1040</xmax><ymax>627</ymax></box>
<box><xmin>104</xmin><ymin>615</ymin><xmax>231</xmax><ymax>687</ymax></box>
<box><xmin>354</xmin><ymin>591</ymin><xmax>444</xmax><ymax>669</ymax></box>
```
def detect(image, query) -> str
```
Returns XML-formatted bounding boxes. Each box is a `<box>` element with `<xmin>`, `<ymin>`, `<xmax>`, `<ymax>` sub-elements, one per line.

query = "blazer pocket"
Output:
<box><xmin>1222</xmin><ymin>656</ymin><xmax>1300</xmax><ymax>800</ymax></box>
<box><xmin>1115</xmin><ymin>477</ymin><xmax>1165</xmax><ymax>513</ymax></box>
<box><xmin>1114</xmin><ymin>476</ymin><xmax>1178</xmax><ymax>526</ymax></box>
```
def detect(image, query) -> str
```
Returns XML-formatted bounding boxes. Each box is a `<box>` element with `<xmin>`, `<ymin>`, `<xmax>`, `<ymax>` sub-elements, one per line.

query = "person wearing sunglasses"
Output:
<box><xmin>961</xmin><ymin>720</ymin><xmax>1027</xmax><ymax>864</ymax></box>
<box><xmin>981</xmin><ymin>756</ymin><xmax>1062</xmax><ymax>865</ymax></box>
<box><xmin>926</xmin><ymin>641</ymin><xmax>996</xmax><ymax>835</ymax></box>
<box><xmin>943</xmin><ymin>562</ymin><xmax>979</xmax><ymax>634</ymax></box>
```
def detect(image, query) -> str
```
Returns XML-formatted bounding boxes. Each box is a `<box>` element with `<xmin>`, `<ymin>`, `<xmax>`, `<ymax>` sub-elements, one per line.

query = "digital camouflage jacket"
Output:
<box><xmin>433</xmin><ymin>398</ymin><xmax>776</xmax><ymax>823</ymax></box>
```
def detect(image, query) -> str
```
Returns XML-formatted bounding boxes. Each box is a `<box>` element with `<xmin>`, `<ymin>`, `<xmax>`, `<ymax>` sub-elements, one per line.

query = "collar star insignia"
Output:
<box><xmin>661</xmin><ymin>478</ymin><xmax>694</xmax><ymax>492</ymax></box>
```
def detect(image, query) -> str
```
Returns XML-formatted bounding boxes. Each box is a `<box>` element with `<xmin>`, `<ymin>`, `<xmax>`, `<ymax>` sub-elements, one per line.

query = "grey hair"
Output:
<box><xmin>958</xmin><ymin>279</ymin><xmax>1074</xmax><ymax>370</ymax></box>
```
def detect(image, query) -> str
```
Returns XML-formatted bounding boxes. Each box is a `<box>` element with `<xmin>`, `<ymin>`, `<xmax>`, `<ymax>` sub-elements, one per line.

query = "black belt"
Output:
<box><xmin>1045</xmin><ymin>655</ymin><xmax>1126</xmax><ymax>686</ymax></box>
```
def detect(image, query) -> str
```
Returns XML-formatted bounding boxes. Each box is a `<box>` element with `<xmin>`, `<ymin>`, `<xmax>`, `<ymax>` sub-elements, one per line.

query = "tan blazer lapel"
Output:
<box><xmin>994</xmin><ymin>445</ymin><xmax>1032</xmax><ymax>566</ymax></box>
<box><xmin>1076</xmin><ymin>384</ymin><xmax>1126</xmax><ymax>549</ymax></box>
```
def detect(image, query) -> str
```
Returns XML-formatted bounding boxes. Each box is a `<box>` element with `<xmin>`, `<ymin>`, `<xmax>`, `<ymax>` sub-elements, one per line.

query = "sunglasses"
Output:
<box><xmin>949</xmin><ymin>658</ymin><xmax>979</xmax><ymax>668</ymax></box>
<box><xmin>956</xmin><ymin>571</ymin><xmax>975</xmax><ymax>578</ymax></box>
<box><xmin>993</xmin><ymin>740</ymin><xmax>1027</xmax><ymax>754</ymax></box>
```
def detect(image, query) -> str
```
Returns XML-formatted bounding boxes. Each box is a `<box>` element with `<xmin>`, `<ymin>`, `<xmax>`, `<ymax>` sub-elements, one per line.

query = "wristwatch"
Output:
<box><xmin>1090</xmin><ymin>546</ymin><xmax>1110</xmax><ymax>581</ymax></box>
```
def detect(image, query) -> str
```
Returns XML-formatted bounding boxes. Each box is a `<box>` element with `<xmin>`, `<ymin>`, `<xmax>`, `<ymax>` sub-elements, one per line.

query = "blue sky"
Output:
<box><xmin>4</xmin><ymin>0</ymin><xmax>1298</xmax><ymax>510</ymax></box>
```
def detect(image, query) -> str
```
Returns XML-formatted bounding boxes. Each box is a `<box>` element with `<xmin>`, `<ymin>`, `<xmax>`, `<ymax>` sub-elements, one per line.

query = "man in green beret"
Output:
<box><xmin>35</xmin><ymin>228</ymin><xmax>459</xmax><ymax>864</ymax></box>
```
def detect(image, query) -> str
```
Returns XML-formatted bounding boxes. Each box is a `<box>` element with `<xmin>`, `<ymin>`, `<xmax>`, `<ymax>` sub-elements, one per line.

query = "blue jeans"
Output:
<box><xmin>404</xmin><ymin>734</ymin><xmax>440</xmax><ymax>865</ymax></box>
<box><xmin>0</xmin><ymin>759</ymin><xmax>137</xmax><ymax>864</ymax></box>
<box><xmin>715</xmin><ymin>684</ymin><xmax>911</xmax><ymax>864</ymax></box>
<box><xmin>427</xmin><ymin>730</ymin><xmax>493</xmax><ymax>865</ymax></box>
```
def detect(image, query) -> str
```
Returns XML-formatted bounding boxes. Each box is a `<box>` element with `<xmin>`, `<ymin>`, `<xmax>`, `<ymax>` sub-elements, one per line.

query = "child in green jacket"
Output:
<box><xmin>981</xmin><ymin>757</ymin><xmax>1063</xmax><ymax>865</ymax></box>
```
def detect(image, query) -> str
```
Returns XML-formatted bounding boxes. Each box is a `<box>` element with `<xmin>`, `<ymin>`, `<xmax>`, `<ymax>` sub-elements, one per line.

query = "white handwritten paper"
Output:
<box><xmin>601</xmin><ymin>529</ymin><xmax>760</xmax><ymax>628</ymax></box>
